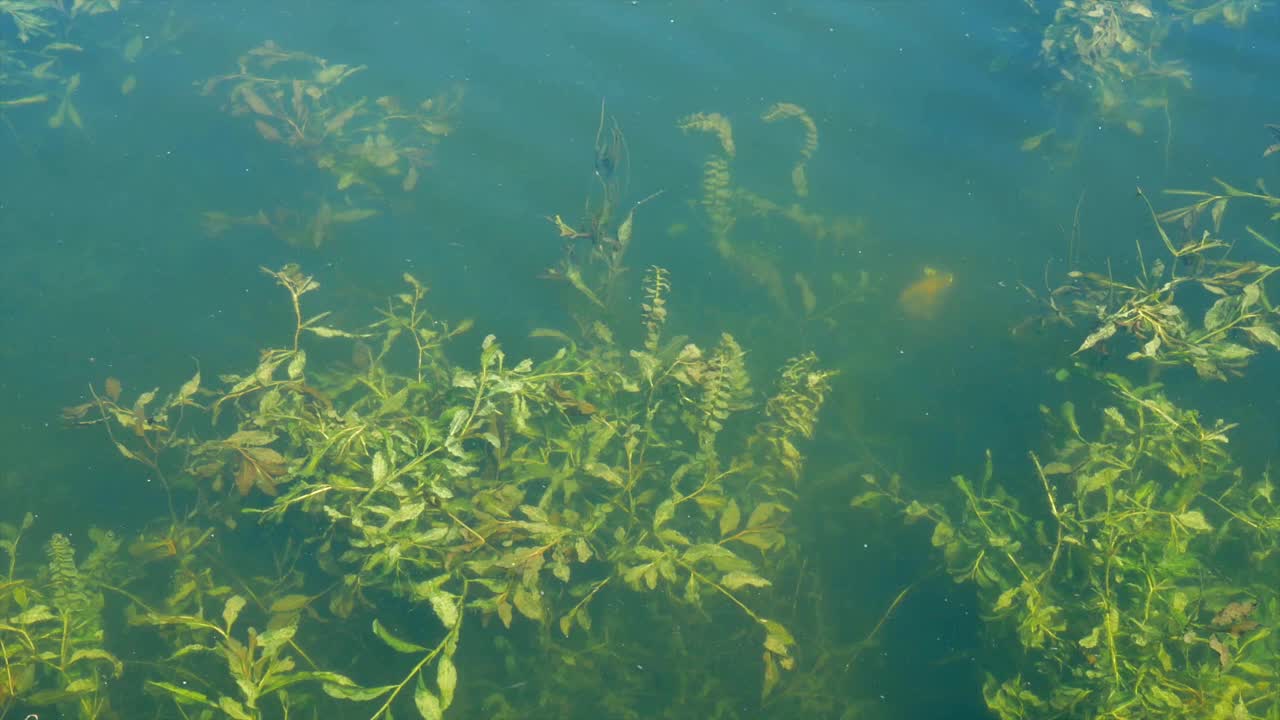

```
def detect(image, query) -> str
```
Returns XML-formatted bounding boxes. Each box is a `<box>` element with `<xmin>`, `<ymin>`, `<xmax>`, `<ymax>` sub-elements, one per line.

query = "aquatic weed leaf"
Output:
<box><xmin>436</xmin><ymin>654</ymin><xmax>457</xmax><ymax>708</ymax></box>
<box><xmin>322</xmin><ymin>680</ymin><xmax>397</xmax><ymax>701</ymax></box>
<box><xmin>222</xmin><ymin>594</ymin><xmax>246</xmax><ymax>630</ymax></box>
<box><xmin>719</xmin><ymin>499</ymin><xmax>741</xmax><ymax>537</ymax></box>
<box><xmin>1074</xmin><ymin>322</ymin><xmax>1116</xmax><ymax>354</ymax></box>
<box><xmin>1174</xmin><ymin>510</ymin><xmax>1212</xmax><ymax>532</ymax></box>
<box><xmin>373</xmin><ymin>618</ymin><xmax>427</xmax><ymax>653</ymax></box>
<box><xmin>720</xmin><ymin>571</ymin><xmax>771</xmax><ymax>590</ymax></box>
<box><xmin>146</xmin><ymin>680</ymin><xmax>215</xmax><ymax>707</ymax></box>
<box><xmin>414</xmin><ymin>679</ymin><xmax>443</xmax><ymax>720</ymax></box>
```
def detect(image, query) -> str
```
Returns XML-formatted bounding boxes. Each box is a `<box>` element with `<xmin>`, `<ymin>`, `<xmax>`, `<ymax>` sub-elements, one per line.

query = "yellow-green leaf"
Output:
<box><xmin>371</xmin><ymin>451</ymin><xmax>389</xmax><ymax>484</ymax></box>
<box><xmin>1245</xmin><ymin>324</ymin><xmax>1280</xmax><ymax>349</ymax></box>
<box><xmin>219</xmin><ymin>697</ymin><xmax>253</xmax><ymax>720</ymax></box>
<box><xmin>1175</xmin><ymin>510</ymin><xmax>1212</xmax><ymax>532</ymax></box>
<box><xmin>222</xmin><ymin>595</ymin><xmax>246</xmax><ymax>630</ymax></box>
<box><xmin>428</xmin><ymin>591</ymin><xmax>459</xmax><ymax>629</ymax></box>
<box><xmin>583</xmin><ymin>462</ymin><xmax>624</xmax><ymax>487</ymax></box>
<box><xmin>653</xmin><ymin>499</ymin><xmax>676</xmax><ymax>530</ymax></box>
<box><xmin>286</xmin><ymin>351</ymin><xmax>306</xmax><ymax>379</ymax></box>
<box><xmin>322</xmin><ymin>682</ymin><xmax>396</xmax><ymax>701</ymax></box>
<box><xmin>269</xmin><ymin>594</ymin><xmax>311</xmax><ymax>614</ymax></box>
<box><xmin>721</xmin><ymin>571</ymin><xmax>771</xmax><ymax>590</ymax></box>
<box><xmin>513</xmin><ymin>585</ymin><xmax>543</xmax><ymax>620</ymax></box>
<box><xmin>177</xmin><ymin>370</ymin><xmax>202</xmax><ymax>401</ymax></box>
<box><xmin>372</xmin><ymin>618</ymin><xmax>427</xmax><ymax>653</ymax></box>
<box><xmin>146</xmin><ymin>680</ymin><xmax>214</xmax><ymax>706</ymax></box>
<box><xmin>415</xmin><ymin>682</ymin><xmax>442</xmax><ymax>720</ymax></box>
<box><xmin>719</xmin><ymin>499</ymin><xmax>741</xmax><ymax>537</ymax></box>
<box><xmin>436</xmin><ymin>654</ymin><xmax>457</xmax><ymax>708</ymax></box>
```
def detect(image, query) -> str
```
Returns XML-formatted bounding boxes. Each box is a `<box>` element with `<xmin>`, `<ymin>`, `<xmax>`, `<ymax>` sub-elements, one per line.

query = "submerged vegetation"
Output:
<box><xmin>1021</xmin><ymin>0</ymin><xmax>1259</xmax><ymax>161</ymax></box>
<box><xmin>6</xmin><ymin>1</ymin><xmax>1280</xmax><ymax>719</ymax></box>
<box><xmin>0</xmin><ymin>0</ymin><xmax>122</xmax><ymax>128</ymax></box>
<box><xmin>199</xmin><ymin>41</ymin><xmax>463</xmax><ymax>248</ymax></box>
<box><xmin>678</xmin><ymin>103</ymin><xmax>879</xmax><ymax>333</ymax></box>
<box><xmin>44</xmin><ymin>258</ymin><xmax>838</xmax><ymax>719</ymax></box>
<box><xmin>857</xmin><ymin>127</ymin><xmax>1280</xmax><ymax>719</ymax></box>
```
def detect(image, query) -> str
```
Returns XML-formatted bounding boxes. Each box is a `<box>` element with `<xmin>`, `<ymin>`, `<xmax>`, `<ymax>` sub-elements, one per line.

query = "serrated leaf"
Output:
<box><xmin>428</xmin><ymin>591</ymin><xmax>459</xmax><ymax>629</ymax></box>
<box><xmin>219</xmin><ymin>697</ymin><xmax>253</xmax><ymax>720</ymax></box>
<box><xmin>930</xmin><ymin>521</ymin><xmax>954</xmax><ymax>548</ymax></box>
<box><xmin>177</xmin><ymin>370</ymin><xmax>202</xmax><ymax>400</ymax></box>
<box><xmin>849</xmin><ymin>491</ymin><xmax>882</xmax><ymax>508</ymax></box>
<box><xmin>1204</xmin><ymin>296</ymin><xmax>1238</xmax><ymax>332</ymax></box>
<box><xmin>747</xmin><ymin>502</ymin><xmax>785</xmax><ymax>528</ymax></box>
<box><xmin>371</xmin><ymin>451</ymin><xmax>389</xmax><ymax>483</ymax></box>
<box><xmin>653</xmin><ymin>498</ymin><xmax>676</xmax><ymax>530</ymax></box>
<box><xmin>258</xmin><ymin>622</ymin><xmax>297</xmax><ymax>655</ymax></box>
<box><xmin>146</xmin><ymin>680</ymin><xmax>215</xmax><ymax>706</ymax></box>
<box><xmin>375</xmin><ymin>389</ymin><xmax>408</xmax><ymax>419</ymax></box>
<box><xmin>322</xmin><ymin>682</ymin><xmax>397</xmax><ymax>701</ymax></box>
<box><xmin>1075</xmin><ymin>322</ymin><xmax>1116</xmax><ymax>354</ymax></box>
<box><xmin>1141</xmin><ymin>335</ymin><xmax>1162</xmax><ymax>357</ymax></box>
<box><xmin>306</xmin><ymin>326</ymin><xmax>357</xmax><ymax>338</ymax></box>
<box><xmin>436</xmin><ymin>654</ymin><xmax>457</xmax><ymax>708</ymax></box>
<box><xmin>1175</xmin><ymin>510</ymin><xmax>1212</xmax><ymax>532</ymax></box>
<box><xmin>269</xmin><ymin>594</ymin><xmax>311</xmax><ymax>613</ymax></box>
<box><xmin>10</xmin><ymin>605</ymin><xmax>56</xmax><ymax>625</ymax></box>
<box><xmin>1211</xmin><ymin>197</ymin><xmax>1228</xmax><ymax>231</ymax></box>
<box><xmin>583</xmin><ymin>462</ymin><xmax>624</xmax><ymax>487</ymax></box>
<box><xmin>287</xmin><ymin>351</ymin><xmax>307</xmax><ymax>379</ymax></box>
<box><xmin>719</xmin><ymin>499</ymin><xmax>741</xmax><ymax>537</ymax></box>
<box><xmin>62</xmin><ymin>677</ymin><xmax>98</xmax><ymax>695</ymax></box>
<box><xmin>1245</xmin><ymin>324</ymin><xmax>1280</xmax><ymax>349</ymax></box>
<box><xmin>113</xmin><ymin>441</ymin><xmax>141</xmax><ymax>461</ymax></box>
<box><xmin>68</xmin><ymin>648</ymin><xmax>122</xmax><ymax>675</ymax></box>
<box><xmin>720</xmin><ymin>571</ymin><xmax>771</xmax><ymax>590</ymax></box>
<box><xmin>373</xmin><ymin>618</ymin><xmax>427</xmax><ymax>653</ymax></box>
<box><xmin>415</xmin><ymin>683</ymin><xmax>443</xmax><ymax>720</ymax></box>
<box><xmin>513</xmin><ymin>585</ymin><xmax>543</xmax><ymax>620</ymax></box>
<box><xmin>226</xmin><ymin>429</ymin><xmax>275</xmax><ymax>447</ymax></box>
<box><xmin>222</xmin><ymin>595</ymin><xmax>246</xmax><ymax>630</ymax></box>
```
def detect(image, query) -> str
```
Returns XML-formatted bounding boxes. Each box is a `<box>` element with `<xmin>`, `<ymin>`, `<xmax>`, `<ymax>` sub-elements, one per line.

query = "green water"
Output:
<box><xmin>2</xmin><ymin>1</ymin><xmax>1280</xmax><ymax>718</ymax></box>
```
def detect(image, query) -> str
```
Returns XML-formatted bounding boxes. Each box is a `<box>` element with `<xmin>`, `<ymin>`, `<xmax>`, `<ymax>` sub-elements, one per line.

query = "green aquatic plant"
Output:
<box><xmin>1159</xmin><ymin>123</ymin><xmax>1280</xmax><ymax>243</ymax></box>
<box><xmin>198</xmin><ymin>41</ymin><xmax>462</xmax><ymax>247</ymax></box>
<box><xmin>1037</xmin><ymin>187</ymin><xmax>1280</xmax><ymax>380</ymax></box>
<box><xmin>0</xmin><ymin>525</ymin><xmax>123</xmax><ymax>720</ymax></box>
<box><xmin>544</xmin><ymin>103</ymin><xmax>663</xmax><ymax>315</ymax></box>
<box><xmin>202</xmin><ymin>41</ymin><xmax>461</xmax><ymax>196</ymax></box>
<box><xmin>0</xmin><ymin>0</ymin><xmax>128</xmax><ymax>131</ymax></box>
<box><xmin>677</xmin><ymin>104</ymin><xmax>878</xmax><ymax>330</ymax></box>
<box><xmin>84</xmin><ymin>262</ymin><xmax>833</xmax><ymax>717</ymax></box>
<box><xmin>136</xmin><ymin>591</ymin><xmax>371</xmax><ymax>720</ymax></box>
<box><xmin>1038</xmin><ymin>0</ymin><xmax>1185</xmax><ymax>135</ymax></box>
<box><xmin>853</xmin><ymin>369</ymin><xmax>1280</xmax><ymax>719</ymax></box>
<box><xmin>0</xmin><ymin>506</ymin><xmax>381</xmax><ymax>719</ymax></box>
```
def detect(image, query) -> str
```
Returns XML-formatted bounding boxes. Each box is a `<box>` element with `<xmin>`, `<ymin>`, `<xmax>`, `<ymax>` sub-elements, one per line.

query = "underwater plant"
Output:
<box><xmin>677</xmin><ymin>103</ymin><xmax>878</xmax><ymax>332</ymax></box>
<box><xmin>1013</xmin><ymin>0</ymin><xmax>1261</xmax><ymax>169</ymax></box>
<box><xmin>198</xmin><ymin>41</ymin><xmax>462</xmax><ymax>248</ymax></box>
<box><xmin>852</xmin><ymin>369</ymin><xmax>1280</xmax><ymax>719</ymax></box>
<box><xmin>860</xmin><ymin>130</ymin><xmax>1280</xmax><ymax>718</ymax></box>
<box><xmin>202</xmin><ymin>41</ymin><xmax>461</xmax><ymax>197</ymax></box>
<box><xmin>0</xmin><ymin>0</ymin><xmax>125</xmax><ymax>129</ymax></box>
<box><xmin>73</xmin><ymin>261</ymin><xmax>834</xmax><ymax>718</ymax></box>
<box><xmin>1027</xmin><ymin>128</ymin><xmax>1280</xmax><ymax>381</ymax></box>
